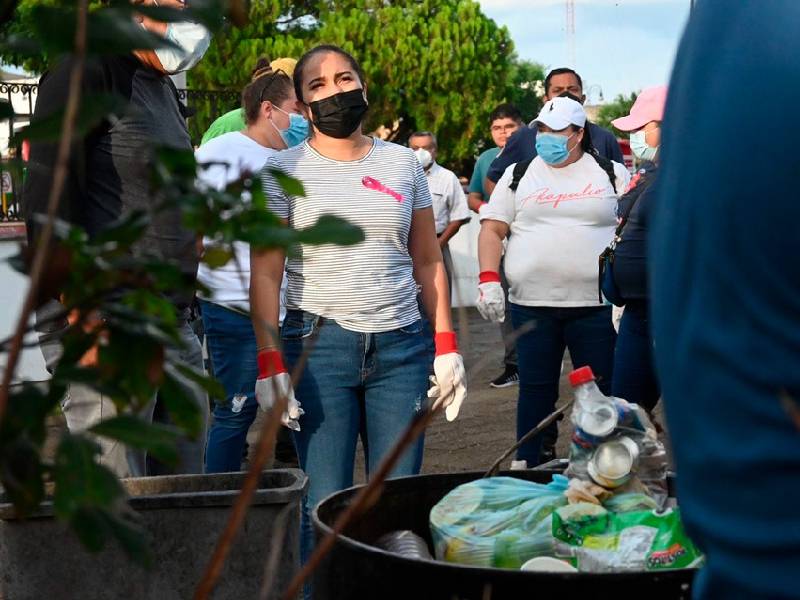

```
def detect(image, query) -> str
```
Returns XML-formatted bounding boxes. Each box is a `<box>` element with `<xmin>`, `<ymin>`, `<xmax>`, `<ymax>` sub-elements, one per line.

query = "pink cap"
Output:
<box><xmin>611</xmin><ymin>85</ymin><xmax>668</xmax><ymax>132</ymax></box>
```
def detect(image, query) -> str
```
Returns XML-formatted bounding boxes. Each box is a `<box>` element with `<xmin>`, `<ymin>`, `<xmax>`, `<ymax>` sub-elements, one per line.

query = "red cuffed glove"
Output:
<box><xmin>429</xmin><ymin>332</ymin><xmax>467</xmax><ymax>422</ymax></box>
<box><xmin>476</xmin><ymin>271</ymin><xmax>505</xmax><ymax>323</ymax></box>
<box><xmin>255</xmin><ymin>349</ymin><xmax>303</xmax><ymax>431</ymax></box>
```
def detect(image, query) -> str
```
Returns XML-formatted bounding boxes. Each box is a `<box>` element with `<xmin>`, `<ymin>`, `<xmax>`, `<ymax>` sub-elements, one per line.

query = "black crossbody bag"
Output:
<box><xmin>598</xmin><ymin>192</ymin><xmax>642</xmax><ymax>306</ymax></box>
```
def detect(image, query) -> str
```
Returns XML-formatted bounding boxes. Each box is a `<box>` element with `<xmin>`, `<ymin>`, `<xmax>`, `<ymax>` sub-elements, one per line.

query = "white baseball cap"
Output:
<box><xmin>534</xmin><ymin>96</ymin><xmax>586</xmax><ymax>130</ymax></box>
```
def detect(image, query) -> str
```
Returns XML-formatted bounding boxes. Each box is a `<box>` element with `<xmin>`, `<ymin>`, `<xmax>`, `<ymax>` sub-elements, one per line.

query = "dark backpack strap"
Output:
<box><xmin>589</xmin><ymin>152</ymin><xmax>618</xmax><ymax>194</ymax></box>
<box><xmin>508</xmin><ymin>157</ymin><xmax>534</xmax><ymax>191</ymax></box>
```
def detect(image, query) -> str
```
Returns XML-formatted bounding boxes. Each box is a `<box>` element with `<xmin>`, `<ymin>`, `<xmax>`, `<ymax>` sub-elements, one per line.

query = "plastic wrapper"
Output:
<box><xmin>552</xmin><ymin>504</ymin><xmax>704</xmax><ymax>572</ymax></box>
<box><xmin>429</xmin><ymin>475</ymin><xmax>568</xmax><ymax>569</ymax></box>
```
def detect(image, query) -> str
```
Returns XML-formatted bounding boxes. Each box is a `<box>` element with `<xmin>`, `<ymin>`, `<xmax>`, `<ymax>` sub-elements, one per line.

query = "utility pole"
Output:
<box><xmin>566</xmin><ymin>0</ymin><xmax>576</xmax><ymax>68</ymax></box>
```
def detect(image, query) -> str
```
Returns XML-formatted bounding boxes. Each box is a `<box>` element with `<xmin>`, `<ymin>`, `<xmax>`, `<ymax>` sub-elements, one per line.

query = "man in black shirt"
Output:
<box><xmin>483</xmin><ymin>68</ymin><xmax>624</xmax><ymax>197</ymax></box>
<box><xmin>24</xmin><ymin>0</ymin><xmax>211</xmax><ymax>477</ymax></box>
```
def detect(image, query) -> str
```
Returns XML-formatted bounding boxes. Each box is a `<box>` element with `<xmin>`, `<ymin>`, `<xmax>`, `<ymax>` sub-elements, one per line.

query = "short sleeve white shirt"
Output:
<box><xmin>195</xmin><ymin>132</ymin><xmax>286</xmax><ymax>320</ymax></box>
<box><xmin>425</xmin><ymin>162</ymin><xmax>471</xmax><ymax>234</ymax></box>
<box><xmin>481</xmin><ymin>154</ymin><xmax>630</xmax><ymax>307</ymax></box>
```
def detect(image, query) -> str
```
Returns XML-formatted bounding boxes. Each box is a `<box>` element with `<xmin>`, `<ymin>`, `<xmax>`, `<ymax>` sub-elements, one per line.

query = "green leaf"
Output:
<box><xmin>68</xmin><ymin>504</ymin><xmax>152</xmax><ymax>567</ymax></box>
<box><xmin>159</xmin><ymin>365</ymin><xmax>204</xmax><ymax>437</ymax></box>
<box><xmin>102</xmin><ymin>506</ymin><xmax>153</xmax><ymax>568</ymax></box>
<box><xmin>53</xmin><ymin>435</ymin><xmax>125</xmax><ymax>518</ymax></box>
<box><xmin>51</xmin><ymin>435</ymin><xmax>152</xmax><ymax>565</ymax></box>
<box><xmin>173</xmin><ymin>363</ymin><xmax>226</xmax><ymax>401</ymax></box>
<box><xmin>202</xmin><ymin>245</ymin><xmax>233</xmax><ymax>268</ymax></box>
<box><xmin>0</xmin><ymin>438</ymin><xmax>44</xmax><ymax>517</ymax></box>
<box><xmin>15</xmin><ymin>93</ymin><xmax>132</xmax><ymax>143</ymax></box>
<box><xmin>1</xmin><ymin>383</ymin><xmax>61</xmax><ymax>445</ymax></box>
<box><xmin>92</xmin><ymin>210</ymin><xmax>150</xmax><ymax>247</ymax></box>
<box><xmin>296</xmin><ymin>214</ymin><xmax>364</xmax><ymax>246</ymax></box>
<box><xmin>124</xmin><ymin>0</ymin><xmax>225</xmax><ymax>32</ymax></box>
<box><xmin>69</xmin><ymin>506</ymin><xmax>110</xmax><ymax>553</ymax></box>
<box><xmin>154</xmin><ymin>146</ymin><xmax>197</xmax><ymax>178</ymax></box>
<box><xmin>90</xmin><ymin>416</ymin><xmax>180</xmax><ymax>466</ymax></box>
<box><xmin>267</xmin><ymin>168</ymin><xmax>306</xmax><ymax>197</ymax></box>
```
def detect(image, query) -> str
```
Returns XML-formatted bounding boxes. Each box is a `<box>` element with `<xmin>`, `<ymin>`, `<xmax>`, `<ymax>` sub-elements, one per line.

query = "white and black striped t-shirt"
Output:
<box><xmin>261</xmin><ymin>138</ymin><xmax>433</xmax><ymax>333</ymax></box>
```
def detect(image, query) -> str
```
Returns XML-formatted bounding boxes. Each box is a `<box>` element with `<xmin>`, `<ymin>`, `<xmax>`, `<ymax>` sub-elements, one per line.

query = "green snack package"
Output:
<box><xmin>552</xmin><ymin>504</ymin><xmax>704</xmax><ymax>573</ymax></box>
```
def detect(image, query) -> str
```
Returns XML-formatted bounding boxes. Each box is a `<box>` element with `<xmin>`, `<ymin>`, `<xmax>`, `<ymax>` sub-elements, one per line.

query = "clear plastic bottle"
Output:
<box><xmin>568</xmin><ymin>366</ymin><xmax>618</xmax><ymax>440</ymax></box>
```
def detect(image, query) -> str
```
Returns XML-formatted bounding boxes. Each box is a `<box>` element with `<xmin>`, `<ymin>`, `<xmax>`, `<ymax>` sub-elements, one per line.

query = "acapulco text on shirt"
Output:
<box><xmin>521</xmin><ymin>183</ymin><xmax>612</xmax><ymax>209</ymax></box>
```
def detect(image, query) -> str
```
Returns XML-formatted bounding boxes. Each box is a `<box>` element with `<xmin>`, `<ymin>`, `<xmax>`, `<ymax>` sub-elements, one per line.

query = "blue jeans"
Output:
<box><xmin>281</xmin><ymin>310</ymin><xmax>429</xmax><ymax>567</ymax></box>
<box><xmin>612</xmin><ymin>303</ymin><xmax>660</xmax><ymax>412</ymax></box>
<box><xmin>200</xmin><ymin>299</ymin><xmax>259</xmax><ymax>473</ymax></box>
<box><xmin>510</xmin><ymin>304</ymin><xmax>616</xmax><ymax>464</ymax></box>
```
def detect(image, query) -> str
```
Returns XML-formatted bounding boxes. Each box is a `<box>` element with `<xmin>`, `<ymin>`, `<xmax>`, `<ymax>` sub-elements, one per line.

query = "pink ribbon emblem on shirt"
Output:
<box><xmin>362</xmin><ymin>176</ymin><xmax>404</xmax><ymax>203</ymax></box>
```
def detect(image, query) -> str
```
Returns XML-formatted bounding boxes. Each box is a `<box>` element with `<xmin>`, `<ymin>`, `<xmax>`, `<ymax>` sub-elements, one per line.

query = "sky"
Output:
<box><xmin>478</xmin><ymin>0</ymin><xmax>692</xmax><ymax>103</ymax></box>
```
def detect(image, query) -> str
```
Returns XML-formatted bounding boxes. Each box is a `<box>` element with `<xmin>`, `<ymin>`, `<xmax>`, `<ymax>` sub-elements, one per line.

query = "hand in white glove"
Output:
<box><xmin>429</xmin><ymin>332</ymin><xmax>467</xmax><ymax>421</ymax></box>
<box><xmin>255</xmin><ymin>350</ymin><xmax>304</xmax><ymax>431</ymax></box>
<box><xmin>476</xmin><ymin>272</ymin><xmax>505</xmax><ymax>323</ymax></box>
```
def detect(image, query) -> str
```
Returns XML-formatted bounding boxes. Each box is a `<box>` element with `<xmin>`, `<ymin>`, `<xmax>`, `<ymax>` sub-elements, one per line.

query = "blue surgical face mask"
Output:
<box><xmin>630</xmin><ymin>129</ymin><xmax>659</xmax><ymax>162</ymax></box>
<box><xmin>535</xmin><ymin>132</ymin><xmax>577</xmax><ymax>166</ymax></box>
<box><xmin>271</xmin><ymin>106</ymin><xmax>309</xmax><ymax>148</ymax></box>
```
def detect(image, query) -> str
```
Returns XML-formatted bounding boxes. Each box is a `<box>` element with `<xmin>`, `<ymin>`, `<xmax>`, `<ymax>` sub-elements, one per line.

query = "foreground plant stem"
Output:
<box><xmin>194</xmin><ymin>331</ymin><xmax>316</xmax><ymax>600</ymax></box>
<box><xmin>281</xmin><ymin>401</ymin><xmax>442</xmax><ymax>600</ymax></box>
<box><xmin>196</xmin><ymin>315</ymin><xmax>536</xmax><ymax>598</ymax></box>
<box><xmin>483</xmin><ymin>401</ymin><xmax>573</xmax><ymax>478</ymax></box>
<box><xmin>0</xmin><ymin>0</ymin><xmax>89</xmax><ymax>421</ymax></box>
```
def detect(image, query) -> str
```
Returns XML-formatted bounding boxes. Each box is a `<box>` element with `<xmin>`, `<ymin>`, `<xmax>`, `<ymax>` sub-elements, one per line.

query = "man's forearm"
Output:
<box><xmin>437</xmin><ymin>220</ymin><xmax>466</xmax><ymax>246</ymax></box>
<box><xmin>467</xmin><ymin>192</ymin><xmax>485</xmax><ymax>213</ymax></box>
<box><xmin>484</xmin><ymin>177</ymin><xmax>497</xmax><ymax>197</ymax></box>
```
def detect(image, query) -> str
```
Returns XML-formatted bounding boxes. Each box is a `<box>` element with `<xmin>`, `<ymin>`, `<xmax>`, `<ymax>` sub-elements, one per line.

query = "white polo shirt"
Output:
<box><xmin>425</xmin><ymin>162</ymin><xmax>470</xmax><ymax>235</ymax></box>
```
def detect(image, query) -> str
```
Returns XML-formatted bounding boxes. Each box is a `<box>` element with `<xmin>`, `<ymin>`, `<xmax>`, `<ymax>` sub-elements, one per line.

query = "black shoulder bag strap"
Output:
<box><xmin>508</xmin><ymin>157</ymin><xmax>534</xmax><ymax>192</ymax></box>
<box><xmin>597</xmin><ymin>182</ymin><xmax>646</xmax><ymax>302</ymax></box>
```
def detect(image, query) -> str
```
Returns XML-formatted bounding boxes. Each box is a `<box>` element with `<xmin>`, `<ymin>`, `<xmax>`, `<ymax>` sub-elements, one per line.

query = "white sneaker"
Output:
<box><xmin>510</xmin><ymin>460</ymin><xmax>528</xmax><ymax>470</ymax></box>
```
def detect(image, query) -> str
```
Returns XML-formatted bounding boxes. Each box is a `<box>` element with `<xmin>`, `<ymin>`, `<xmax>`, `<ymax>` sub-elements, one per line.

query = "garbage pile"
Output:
<box><xmin>428</xmin><ymin>366</ymin><xmax>704</xmax><ymax>573</ymax></box>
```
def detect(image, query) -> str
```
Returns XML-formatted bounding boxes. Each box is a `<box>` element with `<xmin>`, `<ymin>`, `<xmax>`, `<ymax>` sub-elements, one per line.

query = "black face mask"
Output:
<box><xmin>308</xmin><ymin>88</ymin><xmax>368</xmax><ymax>139</ymax></box>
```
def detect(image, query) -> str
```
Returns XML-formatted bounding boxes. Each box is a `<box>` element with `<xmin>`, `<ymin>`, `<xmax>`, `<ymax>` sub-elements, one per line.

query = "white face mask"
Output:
<box><xmin>414</xmin><ymin>148</ymin><xmax>433</xmax><ymax>169</ymax></box>
<box><xmin>154</xmin><ymin>19</ymin><xmax>211</xmax><ymax>74</ymax></box>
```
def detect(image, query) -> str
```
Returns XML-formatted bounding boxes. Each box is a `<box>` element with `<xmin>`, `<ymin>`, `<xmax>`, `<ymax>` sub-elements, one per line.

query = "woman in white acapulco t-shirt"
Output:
<box><xmin>477</xmin><ymin>95</ymin><xmax>630</xmax><ymax>467</ymax></box>
<box><xmin>250</xmin><ymin>45</ymin><xmax>468</xmax><ymax>565</ymax></box>
<box><xmin>195</xmin><ymin>58</ymin><xmax>305</xmax><ymax>473</ymax></box>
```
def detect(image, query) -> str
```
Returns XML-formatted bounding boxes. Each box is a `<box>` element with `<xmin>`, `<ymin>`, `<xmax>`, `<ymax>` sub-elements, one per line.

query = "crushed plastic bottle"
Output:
<box><xmin>568</xmin><ymin>366</ymin><xmax>618</xmax><ymax>439</ymax></box>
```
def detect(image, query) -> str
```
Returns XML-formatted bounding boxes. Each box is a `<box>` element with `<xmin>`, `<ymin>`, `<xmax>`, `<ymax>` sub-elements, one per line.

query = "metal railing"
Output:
<box><xmin>0</xmin><ymin>83</ymin><xmax>240</xmax><ymax>222</ymax></box>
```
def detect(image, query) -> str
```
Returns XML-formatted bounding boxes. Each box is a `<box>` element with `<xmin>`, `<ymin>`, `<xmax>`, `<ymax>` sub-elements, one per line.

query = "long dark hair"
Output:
<box><xmin>241</xmin><ymin>57</ymin><xmax>293</xmax><ymax>125</ymax></box>
<box><xmin>293</xmin><ymin>44</ymin><xmax>366</xmax><ymax>105</ymax></box>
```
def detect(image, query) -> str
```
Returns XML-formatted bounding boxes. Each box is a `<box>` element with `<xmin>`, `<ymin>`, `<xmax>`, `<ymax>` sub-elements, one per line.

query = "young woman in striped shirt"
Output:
<box><xmin>250</xmin><ymin>45</ymin><xmax>467</xmax><ymax>563</ymax></box>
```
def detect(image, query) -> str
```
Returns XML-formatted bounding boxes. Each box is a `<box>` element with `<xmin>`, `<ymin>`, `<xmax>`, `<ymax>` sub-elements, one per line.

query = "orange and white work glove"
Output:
<box><xmin>255</xmin><ymin>349</ymin><xmax>304</xmax><ymax>431</ymax></box>
<box><xmin>428</xmin><ymin>332</ymin><xmax>467</xmax><ymax>422</ymax></box>
<box><xmin>476</xmin><ymin>271</ymin><xmax>505</xmax><ymax>323</ymax></box>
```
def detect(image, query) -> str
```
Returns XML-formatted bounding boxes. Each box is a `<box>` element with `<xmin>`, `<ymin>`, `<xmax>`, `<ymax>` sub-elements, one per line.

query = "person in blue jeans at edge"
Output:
<box><xmin>477</xmin><ymin>96</ymin><xmax>629</xmax><ymax>467</ymax></box>
<box><xmin>250</xmin><ymin>45</ymin><xmax>468</xmax><ymax>575</ymax></box>
<box><xmin>195</xmin><ymin>58</ymin><xmax>307</xmax><ymax>473</ymax></box>
<box><xmin>607</xmin><ymin>85</ymin><xmax>668</xmax><ymax>413</ymax></box>
<box><xmin>651</xmin><ymin>2</ymin><xmax>800</xmax><ymax>598</ymax></box>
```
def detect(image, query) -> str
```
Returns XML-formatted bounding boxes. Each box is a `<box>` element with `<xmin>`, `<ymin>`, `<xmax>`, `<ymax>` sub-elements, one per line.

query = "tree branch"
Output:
<box><xmin>193</xmin><ymin>331</ymin><xmax>319</xmax><ymax>600</ymax></box>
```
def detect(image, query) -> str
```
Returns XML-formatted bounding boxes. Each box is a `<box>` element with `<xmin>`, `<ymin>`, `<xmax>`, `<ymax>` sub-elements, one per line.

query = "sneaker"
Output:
<box><xmin>489</xmin><ymin>366</ymin><xmax>519</xmax><ymax>388</ymax></box>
